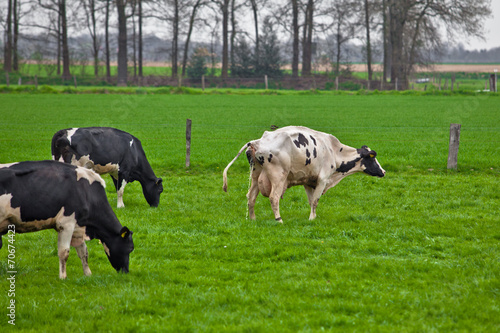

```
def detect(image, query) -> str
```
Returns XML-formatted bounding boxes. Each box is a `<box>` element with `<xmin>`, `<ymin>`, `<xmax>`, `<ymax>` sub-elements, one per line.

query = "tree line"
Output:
<box><xmin>1</xmin><ymin>0</ymin><xmax>492</xmax><ymax>87</ymax></box>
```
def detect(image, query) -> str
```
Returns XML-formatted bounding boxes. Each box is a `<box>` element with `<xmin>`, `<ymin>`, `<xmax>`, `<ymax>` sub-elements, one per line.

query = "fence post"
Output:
<box><xmin>18</xmin><ymin>77</ymin><xmax>22</xmax><ymax>86</ymax></box>
<box><xmin>178</xmin><ymin>74</ymin><xmax>182</xmax><ymax>88</ymax></box>
<box><xmin>186</xmin><ymin>119</ymin><xmax>192</xmax><ymax>168</ymax></box>
<box><xmin>335</xmin><ymin>76</ymin><xmax>339</xmax><ymax>90</ymax></box>
<box><xmin>265</xmin><ymin>75</ymin><xmax>268</xmax><ymax>90</ymax></box>
<box><xmin>202</xmin><ymin>75</ymin><xmax>205</xmax><ymax>91</ymax></box>
<box><xmin>495</xmin><ymin>69</ymin><xmax>498</xmax><ymax>93</ymax></box>
<box><xmin>6</xmin><ymin>73</ymin><xmax>9</xmax><ymax>87</ymax></box>
<box><xmin>447</xmin><ymin>123</ymin><xmax>461</xmax><ymax>169</ymax></box>
<box><xmin>395</xmin><ymin>78</ymin><xmax>398</xmax><ymax>91</ymax></box>
<box><xmin>35</xmin><ymin>75</ymin><xmax>38</xmax><ymax>89</ymax></box>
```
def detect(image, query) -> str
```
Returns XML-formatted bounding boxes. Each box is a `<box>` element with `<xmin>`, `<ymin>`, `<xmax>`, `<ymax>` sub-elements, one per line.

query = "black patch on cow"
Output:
<box><xmin>293</xmin><ymin>133</ymin><xmax>309</xmax><ymax>148</ymax></box>
<box><xmin>313</xmin><ymin>147</ymin><xmax>317</xmax><ymax>158</ymax></box>
<box><xmin>310</xmin><ymin>135</ymin><xmax>317</xmax><ymax>146</ymax></box>
<box><xmin>257</xmin><ymin>156</ymin><xmax>265</xmax><ymax>165</ymax></box>
<box><xmin>305</xmin><ymin>158</ymin><xmax>311</xmax><ymax>166</ymax></box>
<box><xmin>268</xmin><ymin>154</ymin><xmax>273</xmax><ymax>163</ymax></box>
<box><xmin>275</xmin><ymin>217</ymin><xmax>282</xmax><ymax>221</ymax></box>
<box><xmin>331</xmin><ymin>165</ymin><xmax>334</xmax><ymax>169</ymax></box>
<box><xmin>306</xmin><ymin>149</ymin><xmax>310</xmax><ymax>158</ymax></box>
<box><xmin>336</xmin><ymin>157</ymin><xmax>361</xmax><ymax>174</ymax></box>
<box><xmin>340</xmin><ymin>147</ymin><xmax>343</xmax><ymax>152</ymax></box>
<box><xmin>246</xmin><ymin>150</ymin><xmax>253</xmax><ymax>165</ymax></box>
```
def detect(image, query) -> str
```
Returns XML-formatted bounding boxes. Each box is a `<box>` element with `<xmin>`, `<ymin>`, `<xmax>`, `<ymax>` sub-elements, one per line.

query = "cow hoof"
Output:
<box><xmin>275</xmin><ymin>217</ymin><xmax>283</xmax><ymax>223</ymax></box>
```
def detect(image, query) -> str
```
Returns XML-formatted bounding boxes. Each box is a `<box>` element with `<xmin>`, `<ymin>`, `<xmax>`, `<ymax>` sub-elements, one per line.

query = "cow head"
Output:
<box><xmin>359</xmin><ymin>146</ymin><xmax>385</xmax><ymax>177</ymax></box>
<box><xmin>144</xmin><ymin>177</ymin><xmax>163</xmax><ymax>207</ymax></box>
<box><xmin>103</xmin><ymin>226</ymin><xmax>134</xmax><ymax>273</ymax></box>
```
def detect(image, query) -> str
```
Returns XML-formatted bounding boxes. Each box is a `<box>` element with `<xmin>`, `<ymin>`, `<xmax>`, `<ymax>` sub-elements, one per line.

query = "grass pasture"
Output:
<box><xmin>0</xmin><ymin>93</ymin><xmax>499</xmax><ymax>332</ymax></box>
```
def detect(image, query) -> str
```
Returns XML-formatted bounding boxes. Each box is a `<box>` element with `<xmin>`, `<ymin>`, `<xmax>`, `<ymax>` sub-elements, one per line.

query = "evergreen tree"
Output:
<box><xmin>256</xmin><ymin>17</ymin><xmax>282</xmax><ymax>78</ymax></box>
<box><xmin>231</xmin><ymin>38</ymin><xmax>255</xmax><ymax>78</ymax></box>
<box><xmin>186</xmin><ymin>47</ymin><xmax>208</xmax><ymax>79</ymax></box>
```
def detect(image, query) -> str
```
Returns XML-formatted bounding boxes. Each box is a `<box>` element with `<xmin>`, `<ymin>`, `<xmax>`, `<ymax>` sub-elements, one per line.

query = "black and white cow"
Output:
<box><xmin>0</xmin><ymin>161</ymin><xmax>134</xmax><ymax>279</ymax></box>
<box><xmin>223</xmin><ymin>126</ymin><xmax>385</xmax><ymax>222</ymax></box>
<box><xmin>51</xmin><ymin>127</ymin><xmax>163</xmax><ymax>208</ymax></box>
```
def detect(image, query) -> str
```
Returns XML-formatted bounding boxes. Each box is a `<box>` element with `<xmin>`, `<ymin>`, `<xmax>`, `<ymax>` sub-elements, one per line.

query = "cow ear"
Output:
<box><xmin>369</xmin><ymin>151</ymin><xmax>377</xmax><ymax>158</ymax></box>
<box><xmin>120</xmin><ymin>226</ymin><xmax>131</xmax><ymax>239</ymax></box>
<box><xmin>156</xmin><ymin>178</ymin><xmax>163</xmax><ymax>185</ymax></box>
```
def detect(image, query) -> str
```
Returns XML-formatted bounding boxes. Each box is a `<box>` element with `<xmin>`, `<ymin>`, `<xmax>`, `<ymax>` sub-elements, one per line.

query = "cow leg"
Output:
<box><xmin>56</xmin><ymin>215</ymin><xmax>77</xmax><ymax>279</ymax></box>
<box><xmin>71</xmin><ymin>226</ymin><xmax>92</xmax><ymax>276</ymax></box>
<box><xmin>246</xmin><ymin>169</ymin><xmax>261</xmax><ymax>220</ymax></box>
<box><xmin>267</xmin><ymin>169</ymin><xmax>287</xmax><ymax>223</ymax></box>
<box><xmin>112</xmin><ymin>174</ymin><xmax>127</xmax><ymax>208</ymax></box>
<box><xmin>304</xmin><ymin>183</ymin><xmax>326</xmax><ymax>220</ymax></box>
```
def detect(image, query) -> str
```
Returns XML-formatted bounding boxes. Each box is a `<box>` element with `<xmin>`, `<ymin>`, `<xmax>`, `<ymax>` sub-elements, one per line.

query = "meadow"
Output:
<box><xmin>0</xmin><ymin>92</ymin><xmax>499</xmax><ymax>332</ymax></box>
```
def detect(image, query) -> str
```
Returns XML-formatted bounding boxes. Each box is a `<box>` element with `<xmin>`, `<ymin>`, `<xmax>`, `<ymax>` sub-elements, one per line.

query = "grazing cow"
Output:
<box><xmin>51</xmin><ymin>127</ymin><xmax>163</xmax><ymax>208</ymax></box>
<box><xmin>223</xmin><ymin>126</ymin><xmax>386</xmax><ymax>222</ymax></box>
<box><xmin>0</xmin><ymin>161</ymin><xmax>134</xmax><ymax>279</ymax></box>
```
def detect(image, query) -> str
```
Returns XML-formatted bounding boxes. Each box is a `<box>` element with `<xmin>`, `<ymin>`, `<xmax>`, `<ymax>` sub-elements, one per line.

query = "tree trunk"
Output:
<box><xmin>382</xmin><ymin>0</ymin><xmax>388</xmax><ymax>82</ymax></box>
<box><xmin>221</xmin><ymin>0</ymin><xmax>230</xmax><ymax>78</ymax></box>
<box><xmin>291</xmin><ymin>0</ymin><xmax>299</xmax><ymax>78</ymax></box>
<box><xmin>301</xmin><ymin>0</ymin><xmax>313</xmax><ymax>76</ymax></box>
<box><xmin>230</xmin><ymin>0</ymin><xmax>237</xmax><ymax>70</ymax></box>
<box><xmin>364</xmin><ymin>0</ymin><xmax>372</xmax><ymax>80</ymax></box>
<box><xmin>138</xmin><ymin>0</ymin><xmax>143</xmax><ymax>78</ymax></box>
<box><xmin>117</xmin><ymin>0</ymin><xmax>128</xmax><ymax>86</ymax></box>
<box><xmin>105</xmin><ymin>0</ymin><xmax>111</xmax><ymax>81</ymax></box>
<box><xmin>3</xmin><ymin>0</ymin><xmax>13</xmax><ymax>72</ymax></box>
<box><xmin>250</xmin><ymin>0</ymin><xmax>259</xmax><ymax>68</ymax></box>
<box><xmin>60</xmin><ymin>0</ymin><xmax>71</xmax><ymax>80</ymax></box>
<box><xmin>13</xmin><ymin>0</ymin><xmax>19</xmax><ymax>71</ymax></box>
<box><xmin>388</xmin><ymin>0</ymin><xmax>406</xmax><ymax>85</ymax></box>
<box><xmin>90</xmin><ymin>0</ymin><xmax>99</xmax><ymax>77</ymax></box>
<box><xmin>171</xmin><ymin>0</ymin><xmax>179</xmax><ymax>78</ymax></box>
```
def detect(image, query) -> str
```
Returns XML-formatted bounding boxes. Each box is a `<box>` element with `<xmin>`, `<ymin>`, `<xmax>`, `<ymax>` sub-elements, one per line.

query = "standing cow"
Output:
<box><xmin>0</xmin><ymin>161</ymin><xmax>134</xmax><ymax>279</ymax></box>
<box><xmin>223</xmin><ymin>126</ymin><xmax>385</xmax><ymax>222</ymax></box>
<box><xmin>52</xmin><ymin>127</ymin><xmax>163</xmax><ymax>208</ymax></box>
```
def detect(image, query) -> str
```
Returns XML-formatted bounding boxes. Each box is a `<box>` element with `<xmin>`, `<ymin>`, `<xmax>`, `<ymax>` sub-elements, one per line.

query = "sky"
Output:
<box><xmin>462</xmin><ymin>1</ymin><xmax>500</xmax><ymax>50</ymax></box>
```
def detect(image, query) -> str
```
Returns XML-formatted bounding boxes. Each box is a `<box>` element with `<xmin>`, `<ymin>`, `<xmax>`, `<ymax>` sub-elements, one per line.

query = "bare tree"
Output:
<box><xmin>181</xmin><ymin>0</ymin><xmax>207</xmax><ymax>76</ymax></box>
<box><xmin>324</xmin><ymin>0</ymin><xmax>357</xmax><ymax>75</ymax></box>
<box><xmin>363</xmin><ymin>0</ymin><xmax>372</xmax><ymax>80</ymax></box>
<box><xmin>81</xmin><ymin>0</ymin><xmax>102</xmax><ymax>77</ymax></box>
<box><xmin>386</xmin><ymin>0</ymin><xmax>492</xmax><ymax>87</ymax></box>
<box><xmin>211</xmin><ymin>0</ymin><xmax>230</xmax><ymax>78</ymax></box>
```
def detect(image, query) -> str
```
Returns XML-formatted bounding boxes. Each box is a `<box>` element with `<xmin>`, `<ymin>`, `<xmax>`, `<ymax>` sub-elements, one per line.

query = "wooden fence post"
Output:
<box><xmin>447</xmin><ymin>123</ymin><xmax>461</xmax><ymax>169</ymax></box>
<box><xmin>335</xmin><ymin>76</ymin><xmax>339</xmax><ymax>90</ymax></box>
<box><xmin>186</xmin><ymin>119</ymin><xmax>192</xmax><ymax>168</ymax></box>
<box><xmin>202</xmin><ymin>75</ymin><xmax>205</xmax><ymax>91</ymax></box>
<box><xmin>265</xmin><ymin>75</ymin><xmax>268</xmax><ymax>90</ymax></box>
<box><xmin>18</xmin><ymin>77</ymin><xmax>22</xmax><ymax>86</ymax></box>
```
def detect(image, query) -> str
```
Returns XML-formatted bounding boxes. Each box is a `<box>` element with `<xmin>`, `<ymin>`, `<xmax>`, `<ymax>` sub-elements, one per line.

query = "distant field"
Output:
<box><xmin>0</xmin><ymin>94</ymin><xmax>499</xmax><ymax>331</ymax></box>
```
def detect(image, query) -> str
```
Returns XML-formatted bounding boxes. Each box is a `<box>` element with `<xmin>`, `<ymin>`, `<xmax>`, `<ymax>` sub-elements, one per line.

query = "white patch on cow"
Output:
<box><xmin>75</xmin><ymin>166</ymin><xmax>106</xmax><ymax>188</ymax></box>
<box><xmin>0</xmin><ymin>163</ymin><xmax>19</xmax><ymax>169</ymax></box>
<box><xmin>66</xmin><ymin>128</ymin><xmax>78</xmax><ymax>145</ymax></box>
<box><xmin>117</xmin><ymin>180</ymin><xmax>127</xmax><ymax>208</ymax></box>
<box><xmin>102</xmin><ymin>242</ymin><xmax>111</xmax><ymax>257</ymax></box>
<box><xmin>0</xmin><ymin>194</ymin><xmax>21</xmax><ymax>232</ymax></box>
<box><xmin>71</xmin><ymin>154</ymin><xmax>119</xmax><ymax>178</ymax></box>
<box><xmin>130</xmin><ymin>139</ymin><xmax>134</xmax><ymax>147</ymax></box>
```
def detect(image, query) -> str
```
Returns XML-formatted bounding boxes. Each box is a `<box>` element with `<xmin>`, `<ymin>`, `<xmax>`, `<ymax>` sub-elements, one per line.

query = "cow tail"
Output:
<box><xmin>222</xmin><ymin>142</ymin><xmax>252</xmax><ymax>192</ymax></box>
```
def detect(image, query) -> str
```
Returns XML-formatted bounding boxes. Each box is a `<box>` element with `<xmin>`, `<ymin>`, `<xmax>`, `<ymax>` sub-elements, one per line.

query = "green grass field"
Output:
<box><xmin>0</xmin><ymin>93</ymin><xmax>499</xmax><ymax>332</ymax></box>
